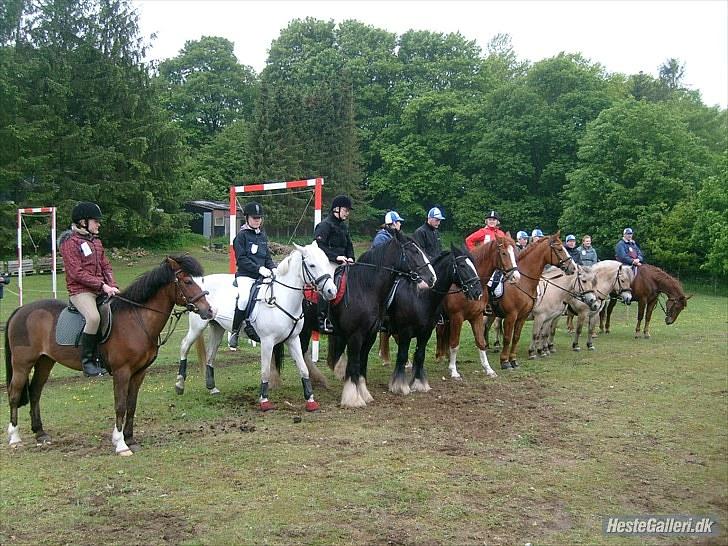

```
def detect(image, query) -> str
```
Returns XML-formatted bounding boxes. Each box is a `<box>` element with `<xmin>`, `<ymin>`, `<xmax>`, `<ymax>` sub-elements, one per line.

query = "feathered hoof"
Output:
<box><xmin>305</xmin><ymin>400</ymin><xmax>320</xmax><ymax>412</ymax></box>
<box><xmin>35</xmin><ymin>433</ymin><xmax>52</xmax><ymax>446</ymax></box>
<box><xmin>9</xmin><ymin>441</ymin><xmax>22</xmax><ymax>449</ymax></box>
<box><xmin>259</xmin><ymin>400</ymin><xmax>275</xmax><ymax>412</ymax></box>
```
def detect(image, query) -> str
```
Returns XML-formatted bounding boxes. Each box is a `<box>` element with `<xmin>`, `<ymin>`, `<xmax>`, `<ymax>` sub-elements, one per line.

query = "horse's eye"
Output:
<box><xmin>310</xmin><ymin>264</ymin><xmax>316</xmax><ymax>268</ymax></box>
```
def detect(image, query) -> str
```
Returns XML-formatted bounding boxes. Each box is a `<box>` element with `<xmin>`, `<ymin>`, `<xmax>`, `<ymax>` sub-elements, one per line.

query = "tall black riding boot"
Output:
<box><xmin>229</xmin><ymin>307</ymin><xmax>245</xmax><ymax>348</ymax></box>
<box><xmin>317</xmin><ymin>299</ymin><xmax>334</xmax><ymax>334</ymax></box>
<box><xmin>80</xmin><ymin>332</ymin><xmax>107</xmax><ymax>377</ymax></box>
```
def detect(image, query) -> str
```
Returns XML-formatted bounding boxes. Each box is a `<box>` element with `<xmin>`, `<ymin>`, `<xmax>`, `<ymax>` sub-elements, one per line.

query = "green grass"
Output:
<box><xmin>0</xmin><ymin>248</ymin><xmax>726</xmax><ymax>545</ymax></box>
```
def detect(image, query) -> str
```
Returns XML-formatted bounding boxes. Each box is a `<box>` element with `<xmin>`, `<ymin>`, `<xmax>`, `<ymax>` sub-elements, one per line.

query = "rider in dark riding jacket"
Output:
<box><xmin>413</xmin><ymin>207</ymin><xmax>445</xmax><ymax>260</ymax></box>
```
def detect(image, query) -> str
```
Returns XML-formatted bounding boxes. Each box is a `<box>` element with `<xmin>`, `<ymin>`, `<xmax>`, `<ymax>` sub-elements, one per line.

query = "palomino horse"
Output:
<box><xmin>320</xmin><ymin>230</ymin><xmax>436</xmax><ymax>408</ymax></box>
<box><xmin>5</xmin><ymin>256</ymin><xmax>213</xmax><ymax>455</ymax></box>
<box><xmin>493</xmin><ymin>233</ymin><xmax>575</xmax><ymax>369</ymax></box>
<box><xmin>384</xmin><ymin>245</ymin><xmax>482</xmax><ymax>396</ymax></box>
<box><xmin>600</xmin><ymin>264</ymin><xmax>689</xmax><ymax>338</ymax></box>
<box><xmin>176</xmin><ymin>243</ymin><xmax>337</xmax><ymax>411</ymax></box>
<box><xmin>528</xmin><ymin>265</ymin><xmax>599</xmax><ymax>359</ymax></box>
<box><xmin>435</xmin><ymin>237</ymin><xmax>520</xmax><ymax>379</ymax></box>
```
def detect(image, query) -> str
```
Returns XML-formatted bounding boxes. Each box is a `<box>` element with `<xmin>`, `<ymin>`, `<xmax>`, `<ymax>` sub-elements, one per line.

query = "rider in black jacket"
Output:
<box><xmin>413</xmin><ymin>207</ymin><xmax>445</xmax><ymax>260</ymax></box>
<box><xmin>313</xmin><ymin>195</ymin><xmax>355</xmax><ymax>332</ymax></box>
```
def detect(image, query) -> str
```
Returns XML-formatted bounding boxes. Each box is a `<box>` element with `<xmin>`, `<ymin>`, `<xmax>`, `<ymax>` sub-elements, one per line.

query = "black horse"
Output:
<box><xmin>291</xmin><ymin>230</ymin><xmax>436</xmax><ymax>408</ymax></box>
<box><xmin>386</xmin><ymin>245</ymin><xmax>483</xmax><ymax>395</ymax></box>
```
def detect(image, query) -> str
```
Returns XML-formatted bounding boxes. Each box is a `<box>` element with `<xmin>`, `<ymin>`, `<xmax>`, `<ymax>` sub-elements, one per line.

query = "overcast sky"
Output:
<box><xmin>133</xmin><ymin>0</ymin><xmax>727</xmax><ymax>109</ymax></box>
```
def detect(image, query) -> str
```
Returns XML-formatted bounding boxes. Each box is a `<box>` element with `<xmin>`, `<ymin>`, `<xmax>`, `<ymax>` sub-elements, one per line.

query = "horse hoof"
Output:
<box><xmin>305</xmin><ymin>400</ymin><xmax>320</xmax><ymax>412</ymax></box>
<box><xmin>500</xmin><ymin>362</ymin><xmax>512</xmax><ymax>370</ymax></box>
<box><xmin>118</xmin><ymin>449</ymin><xmax>133</xmax><ymax>457</ymax></box>
<box><xmin>209</xmin><ymin>387</ymin><xmax>221</xmax><ymax>395</ymax></box>
<box><xmin>644</xmin><ymin>334</ymin><xmax>651</xmax><ymax>339</ymax></box>
<box><xmin>588</xmin><ymin>345</ymin><xmax>595</xmax><ymax>351</ymax></box>
<box><xmin>510</xmin><ymin>360</ymin><xmax>519</xmax><ymax>369</ymax></box>
<box><xmin>486</xmin><ymin>371</ymin><xmax>498</xmax><ymax>378</ymax></box>
<box><xmin>528</xmin><ymin>354</ymin><xmax>537</xmax><ymax>360</ymax></box>
<box><xmin>9</xmin><ymin>441</ymin><xmax>22</xmax><ymax>449</ymax></box>
<box><xmin>572</xmin><ymin>346</ymin><xmax>581</xmax><ymax>352</ymax></box>
<box><xmin>259</xmin><ymin>400</ymin><xmax>275</xmax><ymax>412</ymax></box>
<box><xmin>35</xmin><ymin>434</ymin><xmax>52</xmax><ymax>446</ymax></box>
<box><xmin>174</xmin><ymin>386</ymin><xmax>184</xmax><ymax>395</ymax></box>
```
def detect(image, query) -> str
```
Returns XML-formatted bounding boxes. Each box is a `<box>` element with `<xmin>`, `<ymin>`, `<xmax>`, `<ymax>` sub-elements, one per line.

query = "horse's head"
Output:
<box><xmin>495</xmin><ymin>236</ymin><xmax>520</xmax><ymax>282</ymax></box>
<box><xmin>575</xmin><ymin>266</ymin><xmax>600</xmax><ymax>312</ymax></box>
<box><xmin>294</xmin><ymin>242</ymin><xmax>337</xmax><ymax>301</ymax></box>
<box><xmin>450</xmin><ymin>244</ymin><xmax>483</xmax><ymax>301</ymax></box>
<box><xmin>394</xmin><ymin>230</ymin><xmax>437</xmax><ymax>289</ymax></box>
<box><xmin>167</xmin><ymin>256</ymin><xmax>214</xmax><ymax>320</ymax></box>
<box><xmin>616</xmin><ymin>264</ymin><xmax>633</xmax><ymax>304</ymax></box>
<box><xmin>546</xmin><ymin>232</ymin><xmax>576</xmax><ymax>274</ymax></box>
<box><xmin>665</xmin><ymin>294</ymin><xmax>690</xmax><ymax>325</ymax></box>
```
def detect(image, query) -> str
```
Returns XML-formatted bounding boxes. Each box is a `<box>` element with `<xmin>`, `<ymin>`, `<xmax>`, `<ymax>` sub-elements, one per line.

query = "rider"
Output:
<box><xmin>59</xmin><ymin>201</ymin><xmax>119</xmax><ymax>377</ymax></box>
<box><xmin>372</xmin><ymin>210</ymin><xmax>404</xmax><ymax>248</ymax></box>
<box><xmin>515</xmin><ymin>230</ymin><xmax>529</xmax><ymax>255</ymax></box>
<box><xmin>465</xmin><ymin>210</ymin><xmax>506</xmax><ymax>250</ymax></box>
<box><xmin>615</xmin><ymin>227</ymin><xmax>645</xmax><ymax>268</ymax></box>
<box><xmin>314</xmin><ymin>194</ymin><xmax>355</xmax><ymax>333</ymax></box>
<box><xmin>413</xmin><ymin>206</ymin><xmax>445</xmax><ymax>260</ymax></box>
<box><xmin>229</xmin><ymin>201</ymin><xmax>276</xmax><ymax>347</ymax></box>
<box><xmin>565</xmin><ymin>234</ymin><xmax>582</xmax><ymax>265</ymax></box>
<box><xmin>577</xmin><ymin>235</ymin><xmax>598</xmax><ymax>266</ymax></box>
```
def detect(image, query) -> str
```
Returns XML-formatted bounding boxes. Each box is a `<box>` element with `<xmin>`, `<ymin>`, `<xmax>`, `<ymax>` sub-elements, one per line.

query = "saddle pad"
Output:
<box><xmin>331</xmin><ymin>266</ymin><xmax>347</xmax><ymax>306</ymax></box>
<box><xmin>55</xmin><ymin>304</ymin><xmax>113</xmax><ymax>346</ymax></box>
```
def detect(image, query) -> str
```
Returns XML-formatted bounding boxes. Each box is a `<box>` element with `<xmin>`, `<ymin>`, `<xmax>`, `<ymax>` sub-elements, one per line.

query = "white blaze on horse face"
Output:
<box><xmin>507</xmin><ymin>246</ymin><xmax>521</xmax><ymax>281</ymax></box>
<box><xmin>415</xmin><ymin>245</ymin><xmax>437</xmax><ymax>287</ymax></box>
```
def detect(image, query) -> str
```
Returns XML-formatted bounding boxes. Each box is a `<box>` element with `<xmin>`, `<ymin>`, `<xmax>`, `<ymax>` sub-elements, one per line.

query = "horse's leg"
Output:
<box><xmin>566</xmin><ymin>312</ymin><xmax>574</xmax><ymax>333</ymax></box>
<box><xmin>29</xmin><ymin>357</ymin><xmax>55</xmax><ymax>445</ymax></box>
<box><xmin>379</xmin><ymin>332</ymin><xmax>391</xmax><ymax>366</ymax></box>
<box><xmin>176</xmin><ymin>318</ymin><xmax>204</xmax><ymax>395</ymax></box>
<box><xmin>410</xmin><ymin>330</ymin><xmax>433</xmax><ymax>392</ymax></box>
<box><xmin>447</xmin><ymin>315</ymin><xmax>465</xmax><ymax>379</ymax></box>
<box><xmin>470</xmin><ymin>314</ymin><xmax>496</xmax><ymax>378</ymax></box>
<box><xmin>389</xmin><ymin>333</ymin><xmax>411</xmax><ymax>395</ymax></box>
<box><xmin>297</xmin><ymin>327</ymin><xmax>328</xmax><ymax>388</ymax></box>
<box><xmin>499</xmin><ymin>315</ymin><xmax>515</xmax><ymax>369</ymax></box>
<box><xmin>586</xmin><ymin>311</ymin><xmax>598</xmax><ymax>350</ymax></box>
<box><xmin>284</xmin><ymin>335</ymin><xmax>320</xmax><ymax>412</ymax></box>
<box><xmin>635</xmin><ymin>301</ymin><xmax>646</xmax><ymax>338</ymax></box>
<box><xmin>341</xmin><ymin>333</ymin><xmax>366</xmax><ymax>408</ymax></box>
<box><xmin>529</xmin><ymin>313</ymin><xmax>543</xmax><ymax>359</ymax></box>
<box><xmin>508</xmin><ymin>317</ymin><xmax>527</xmax><ymax>368</ymax></box>
<box><xmin>493</xmin><ymin>317</ymin><xmax>502</xmax><ymax>349</ymax></box>
<box><xmin>7</xmin><ymin>363</ymin><xmax>32</xmax><ymax>448</ymax></box>
<box><xmin>572</xmin><ymin>313</ymin><xmax>584</xmax><ymax>351</ymax></box>
<box><xmin>203</xmin><ymin>323</ymin><xmax>225</xmax><ymax>394</ymax></box>
<box><xmin>643</xmin><ymin>299</ymin><xmax>658</xmax><ymax>339</ymax></box>
<box><xmin>122</xmin><ymin>369</ymin><xmax>147</xmax><ymax>453</ymax></box>
<box><xmin>259</xmin><ymin>339</ymin><xmax>276</xmax><ymax>411</ymax></box>
<box><xmin>357</xmin><ymin>329</ymin><xmax>377</xmax><ymax>403</ymax></box>
<box><xmin>330</xmin><ymin>335</ymin><xmax>349</xmax><ymax>380</ymax></box>
<box><xmin>111</xmin><ymin>367</ymin><xmax>133</xmax><ymax>456</ymax></box>
<box><xmin>435</xmin><ymin>322</ymin><xmax>448</xmax><ymax>362</ymax></box>
<box><xmin>547</xmin><ymin>318</ymin><xmax>558</xmax><ymax>354</ymax></box>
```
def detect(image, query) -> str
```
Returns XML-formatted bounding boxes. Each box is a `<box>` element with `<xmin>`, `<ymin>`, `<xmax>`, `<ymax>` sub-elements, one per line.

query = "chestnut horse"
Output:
<box><xmin>493</xmin><ymin>233</ymin><xmax>575</xmax><ymax>369</ymax></box>
<box><xmin>600</xmin><ymin>263</ymin><xmax>690</xmax><ymax>338</ymax></box>
<box><xmin>435</xmin><ymin>237</ymin><xmax>520</xmax><ymax>379</ymax></box>
<box><xmin>5</xmin><ymin>256</ymin><xmax>213</xmax><ymax>455</ymax></box>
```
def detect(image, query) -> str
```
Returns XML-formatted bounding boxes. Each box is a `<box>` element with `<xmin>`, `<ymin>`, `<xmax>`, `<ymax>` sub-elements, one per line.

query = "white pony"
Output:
<box><xmin>176</xmin><ymin>242</ymin><xmax>336</xmax><ymax>411</ymax></box>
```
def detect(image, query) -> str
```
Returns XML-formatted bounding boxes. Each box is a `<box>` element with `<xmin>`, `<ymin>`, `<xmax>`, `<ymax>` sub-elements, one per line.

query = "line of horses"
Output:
<box><xmin>4</xmin><ymin>231</ymin><xmax>690</xmax><ymax>455</ymax></box>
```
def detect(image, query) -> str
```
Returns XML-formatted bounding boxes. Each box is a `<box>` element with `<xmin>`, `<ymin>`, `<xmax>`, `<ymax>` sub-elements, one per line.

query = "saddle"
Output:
<box><xmin>486</xmin><ymin>270</ymin><xmax>507</xmax><ymax>318</ymax></box>
<box><xmin>55</xmin><ymin>297</ymin><xmax>113</xmax><ymax>347</ymax></box>
<box><xmin>304</xmin><ymin>266</ymin><xmax>348</xmax><ymax>306</ymax></box>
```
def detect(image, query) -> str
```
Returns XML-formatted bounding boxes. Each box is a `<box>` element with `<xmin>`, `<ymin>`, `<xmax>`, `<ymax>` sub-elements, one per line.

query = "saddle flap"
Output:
<box><xmin>55</xmin><ymin>301</ymin><xmax>113</xmax><ymax>346</ymax></box>
<box><xmin>331</xmin><ymin>266</ymin><xmax>348</xmax><ymax>306</ymax></box>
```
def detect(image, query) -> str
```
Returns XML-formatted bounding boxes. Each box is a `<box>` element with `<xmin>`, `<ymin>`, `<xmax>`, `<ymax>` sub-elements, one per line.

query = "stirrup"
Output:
<box><xmin>228</xmin><ymin>331</ymin><xmax>240</xmax><ymax>349</ymax></box>
<box><xmin>319</xmin><ymin>318</ymin><xmax>334</xmax><ymax>334</ymax></box>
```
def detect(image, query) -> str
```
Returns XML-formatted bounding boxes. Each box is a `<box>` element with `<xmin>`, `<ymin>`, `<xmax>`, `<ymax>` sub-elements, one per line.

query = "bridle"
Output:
<box><xmin>598</xmin><ymin>264</ymin><xmax>632</xmax><ymax>301</ymax></box>
<box><xmin>174</xmin><ymin>268</ymin><xmax>210</xmax><ymax>314</ymax></box>
<box><xmin>549</xmin><ymin>241</ymin><xmax>574</xmax><ymax>272</ymax></box>
<box><xmin>431</xmin><ymin>253</ymin><xmax>481</xmax><ymax>296</ymax></box>
<box><xmin>496</xmin><ymin>240</ymin><xmax>519</xmax><ymax>280</ymax></box>
<box><xmin>351</xmin><ymin>237</ymin><xmax>433</xmax><ymax>284</ymax></box>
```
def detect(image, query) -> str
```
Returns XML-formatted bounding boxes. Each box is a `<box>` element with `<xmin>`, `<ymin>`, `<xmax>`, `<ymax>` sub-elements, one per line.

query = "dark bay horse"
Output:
<box><xmin>296</xmin><ymin>230</ymin><xmax>436</xmax><ymax>408</ymax></box>
<box><xmin>385</xmin><ymin>245</ymin><xmax>482</xmax><ymax>395</ymax></box>
<box><xmin>494</xmin><ymin>233</ymin><xmax>575</xmax><ymax>369</ymax></box>
<box><xmin>600</xmin><ymin>264</ymin><xmax>690</xmax><ymax>338</ymax></box>
<box><xmin>5</xmin><ymin>256</ymin><xmax>213</xmax><ymax>455</ymax></box>
<box><xmin>435</xmin><ymin>237</ymin><xmax>519</xmax><ymax>379</ymax></box>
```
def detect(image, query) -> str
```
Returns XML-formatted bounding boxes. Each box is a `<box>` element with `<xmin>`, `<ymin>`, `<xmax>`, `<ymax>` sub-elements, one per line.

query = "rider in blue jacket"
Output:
<box><xmin>615</xmin><ymin>227</ymin><xmax>645</xmax><ymax>267</ymax></box>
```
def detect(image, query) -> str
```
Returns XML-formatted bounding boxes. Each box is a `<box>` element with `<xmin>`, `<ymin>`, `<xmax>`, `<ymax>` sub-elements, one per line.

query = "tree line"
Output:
<box><xmin>1</xmin><ymin>1</ymin><xmax>725</xmax><ymax>277</ymax></box>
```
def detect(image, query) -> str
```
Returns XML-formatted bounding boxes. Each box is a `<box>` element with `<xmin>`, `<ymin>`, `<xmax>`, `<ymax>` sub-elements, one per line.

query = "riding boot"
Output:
<box><xmin>317</xmin><ymin>299</ymin><xmax>334</xmax><ymax>334</ymax></box>
<box><xmin>229</xmin><ymin>307</ymin><xmax>245</xmax><ymax>348</ymax></box>
<box><xmin>80</xmin><ymin>332</ymin><xmax>107</xmax><ymax>377</ymax></box>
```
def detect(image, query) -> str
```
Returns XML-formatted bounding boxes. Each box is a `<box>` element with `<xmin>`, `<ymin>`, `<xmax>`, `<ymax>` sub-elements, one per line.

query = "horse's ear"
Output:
<box><xmin>293</xmin><ymin>243</ymin><xmax>305</xmax><ymax>254</ymax></box>
<box><xmin>166</xmin><ymin>257</ymin><xmax>180</xmax><ymax>270</ymax></box>
<box><xmin>505</xmin><ymin>231</ymin><xmax>511</xmax><ymax>239</ymax></box>
<box><xmin>554</xmin><ymin>230</ymin><xmax>561</xmax><ymax>238</ymax></box>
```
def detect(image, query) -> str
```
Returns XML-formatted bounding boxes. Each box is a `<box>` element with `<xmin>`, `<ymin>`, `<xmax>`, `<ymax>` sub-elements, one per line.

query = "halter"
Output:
<box><xmin>540</xmin><ymin>269</ymin><xmax>596</xmax><ymax>303</ymax></box>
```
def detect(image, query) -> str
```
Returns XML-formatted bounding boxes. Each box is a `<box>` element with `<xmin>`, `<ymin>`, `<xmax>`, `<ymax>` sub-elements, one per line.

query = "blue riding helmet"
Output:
<box><xmin>516</xmin><ymin>231</ymin><xmax>529</xmax><ymax>240</ymax></box>
<box><xmin>565</xmin><ymin>234</ymin><xmax>576</xmax><ymax>242</ymax></box>
<box><xmin>428</xmin><ymin>207</ymin><xmax>445</xmax><ymax>220</ymax></box>
<box><xmin>623</xmin><ymin>227</ymin><xmax>633</xmax><ymax>235</ymax></box>
<box><xmin>384</xmin><ymin>211</ymin><xmax>404</xmax><ymax>224</ymax></box>
<box><xmin>531</xmin><ymin>228</ymin><xmax>544</xmax><ymax>238</ymax></box>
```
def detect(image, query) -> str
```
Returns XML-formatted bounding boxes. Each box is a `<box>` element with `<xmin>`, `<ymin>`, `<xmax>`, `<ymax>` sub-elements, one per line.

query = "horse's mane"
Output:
<box><xmin>277</xmin><ymin>254</ymin><xmax>293</xmax><ymax>275</ymax></box>
<box><xmin>111</xmin><ymin>255</ymin><xmax>205</xmax><ymax>312</ymax></box>
<box><xmin>351</xmin><ymin>232</ymin><xmax>414</xmax><ymax>290</ymax></box>
<box><xmin>514</xmin><ymin>235</ymin><xmax>547</xmax><ymax>261</ymax></box>
<box><xmin>643</xmin><ymin>264</ymin><xmax>685</xmax><ymax>297</ymax></box>
<box><xmin>469</xmin><ymin>235</ymin><xmax>516</xmax><ymax>264</ymax></box>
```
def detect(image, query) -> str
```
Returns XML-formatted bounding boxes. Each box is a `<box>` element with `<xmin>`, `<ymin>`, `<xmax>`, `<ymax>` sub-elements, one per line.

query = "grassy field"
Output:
<box><xmin>0</xmin><ymin>246</ymin><xmax>726</xmax><ymax>545</ymax></box>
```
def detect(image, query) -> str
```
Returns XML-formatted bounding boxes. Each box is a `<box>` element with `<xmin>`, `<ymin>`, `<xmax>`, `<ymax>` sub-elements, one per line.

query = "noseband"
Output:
<box><xmin>398</xmin><ymin>240</ymin><xmax>432</xmax><ymax>283</ymax></box>
<box><xmin>174</xmin><ymin>269</ymin><xmax>209</xmax><ymax>313</ymax></box>
<box><xmin>453</xmin><ymin>255</ymin><xmax>481</xmax><ymax>295</ymax></box>
<box><xmin>301</xmin><ymin>258</ymin><xmax>333</xmax><ymax>294</ymax></box>
<box><xmin>496</xmin><ymin>242</ymin><xmax>518</xmax><ymax>280</ymax></box>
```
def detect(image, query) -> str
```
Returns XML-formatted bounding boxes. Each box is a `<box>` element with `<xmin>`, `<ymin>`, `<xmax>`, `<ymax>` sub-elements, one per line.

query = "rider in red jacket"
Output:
<box><xmin>465</xmin><ymin>210</ymin><xmax>506</xmax><ymax>250</ymax></box>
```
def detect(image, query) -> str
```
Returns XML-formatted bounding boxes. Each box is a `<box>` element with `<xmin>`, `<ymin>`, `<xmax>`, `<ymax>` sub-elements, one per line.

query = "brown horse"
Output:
<box><xmin>5</xmin><ymin>256</ymin><xmax>213</xmax><ymax>455</ymax></box>
<box><xmin>433</xmin><ymin>237</ymin><xmax>520</xmax><ymax>379</ymax></box>
<box><xmin>600</xmin><ymin>263</ymin><xmax>690</xmax><ymax>338</ymax></box>
<box><xmin>493</xmin><ymin>233</ymin><xmax>575</xmax><ymax>369</ymax></box>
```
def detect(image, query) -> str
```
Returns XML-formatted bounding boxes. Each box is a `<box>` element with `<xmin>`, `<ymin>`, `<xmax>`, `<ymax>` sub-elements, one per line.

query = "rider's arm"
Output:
<box><xmin>465</xmin><ymin>228</ymin><xmax>484</xmax><ymax>251</ymax></box>
<box><xmin>314</xmin><ymin>221</ymin><xmax>338</xmax><ymax>262</ymax></box>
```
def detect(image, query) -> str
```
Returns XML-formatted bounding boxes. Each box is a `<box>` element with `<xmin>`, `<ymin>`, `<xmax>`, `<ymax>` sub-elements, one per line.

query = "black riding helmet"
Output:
<box><xmin>331</xmin><ymin>195</ymin><xmax>353</xmax><ymax>211</ymax></box>
<box><xmin>243</xmin><ymin>201</ymin><xmax>264</xmax><ymax>217</ymax></box>
<box><xmin>486</xmin><ymin>210</ymin><xmax>501</xmax><ymax>221</ymax></box>
<box><xmin>72</xmin><ymin>202</ymin><xmax>102</xmax><ymax>224</ymax></box>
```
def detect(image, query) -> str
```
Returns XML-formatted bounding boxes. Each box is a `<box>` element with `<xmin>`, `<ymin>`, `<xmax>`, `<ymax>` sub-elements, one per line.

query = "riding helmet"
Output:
<box><xmin>486</xmin><ymin>210</ymin><xmax>501</xmax><ymax>221</ymax></box>
<box><xmin>531</xmin><ymin>228</ymin><xmax>544</xmax><ymax>238</ymax></box>
<box><xmin>71</xmin><ymin>202</ymin><xmax>102</xmax><ymax>224</ymax></box>
<box><xmin>516</xmin><ymin>230</ymin><xmax>529</xmax><ymax>240</ymax></box>
<box><xmin>428</xmin><ymin>207</ymin><xmax>445</xmax><ymax>220</ymax></box>
<box><xmin>331</xmin><ymin>195</ymin><xmax>353</xmax><ymax>211</ymax></box>
<box><xmin>384</xmin><ymin>211</ymin><xmax>404</xmax><ymax>224</ymax></box>
<box><xmin>243</xmin><ymin>201</ymin><xmax>265</xmax><ymax>217</ymax></box>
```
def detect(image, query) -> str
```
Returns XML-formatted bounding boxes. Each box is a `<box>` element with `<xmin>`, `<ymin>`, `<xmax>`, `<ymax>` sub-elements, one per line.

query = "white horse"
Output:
<box><xmin>176</xmin><ymin>242</ymin><xmax>336</xmax><ymax>411</ymax></box>
<box><xmin>543</xmin><ymin>260</ymin><xmax>633</xmax><ymax>352</ymax></box>
<box><xmin>528</xmin><ymin>265</ymin><xmax>599</xmax><ymax>358</ymax></box>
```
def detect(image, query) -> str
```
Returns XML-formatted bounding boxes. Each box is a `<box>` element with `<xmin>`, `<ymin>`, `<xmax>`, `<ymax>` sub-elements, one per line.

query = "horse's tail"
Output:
<box><xmin>273</xmin><ymin>342</ymin><xmax>285</xmax><ymax>374</ymax></box>
<box><xmin>195</xmin><ymin>336</ymin><xmax>206</xmax><ymax>367</ymax></box>
<box><xmin>5</xmin><ymin>308</ymin><xmax>30</xmax><ymax>407</ymax></box>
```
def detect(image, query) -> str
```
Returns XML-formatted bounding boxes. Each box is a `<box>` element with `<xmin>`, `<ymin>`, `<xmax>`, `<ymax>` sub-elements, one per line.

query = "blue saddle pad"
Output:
<box><xmin>55</xmin><ymin>303</ymin><xmax>113</xmax><ymax>346</ymax></box>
